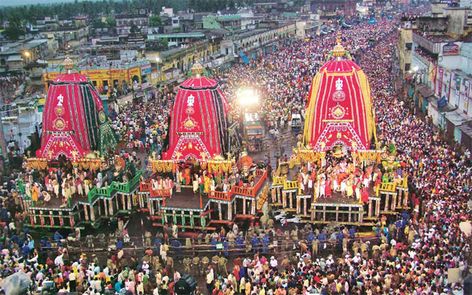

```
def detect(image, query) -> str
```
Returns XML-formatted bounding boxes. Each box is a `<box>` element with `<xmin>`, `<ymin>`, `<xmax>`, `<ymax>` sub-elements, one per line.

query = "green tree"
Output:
<box><xmin>92</xmin><ymin>18</ymin><xmax>106</xmax><ymax>29</ymax></box>
<box><xmin>130</xmin><ymin>24</ymin><xmax>139</xmax><ymax>34</ymax></box>
<box><xmin>147</xmin><ymin>38</ymin><xmax>168</xmax><ymax>51</ymax></box>
<box><xmin>149</xmin><ymin>15</ymin><xmax>162</xmax><ymax>27</ymax></box>
<box><xmin>105</xmin><ymin>16</ymin><xmax>116</xmax><ymax>27</ymax></box>
<box><xmin>4</xmin><ymin>17</ymin><xmax>25</xmax><ymax>41</ymax></box>
<box><xmin>160</xmin><ymin>38</ymin><xmax>168</xmax><ymax>48</ymax></box>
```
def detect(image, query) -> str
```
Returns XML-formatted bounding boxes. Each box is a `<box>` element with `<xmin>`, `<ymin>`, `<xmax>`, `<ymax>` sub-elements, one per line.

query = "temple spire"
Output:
<box><xmin>332</xmin><ymin>32</ymin><xmax>346</xmax><ymax>59</ymax></box>
<box><xmin>63</xmin><ymin>56</ymin><xmax>74</xmax><ymax>73</ymax></box>
<box><xmin>191</xmin><ymin>62</ymin><xmax>204</xmax><ymax>78</ymax></box>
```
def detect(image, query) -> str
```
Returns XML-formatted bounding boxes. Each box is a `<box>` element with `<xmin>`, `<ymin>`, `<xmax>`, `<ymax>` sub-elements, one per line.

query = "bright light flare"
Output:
<box><xmin>236</xmin><ymin>88</ymin><xmax>260</xmax><ymax>107</ymax></box>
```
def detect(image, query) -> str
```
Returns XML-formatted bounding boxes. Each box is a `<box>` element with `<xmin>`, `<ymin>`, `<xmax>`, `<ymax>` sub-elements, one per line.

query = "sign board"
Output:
<box><xmin>442</xmin><ymin>42</ymin><xmax>460</xmax><ymax>56</ymax></box>
<box><xmin>141</xmin><ymin>64</ymin><xmax>152</xmax><ymax>75</ymax></box>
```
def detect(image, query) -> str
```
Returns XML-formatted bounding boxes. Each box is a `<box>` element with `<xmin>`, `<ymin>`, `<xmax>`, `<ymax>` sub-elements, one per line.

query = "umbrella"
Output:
<box><xmin>0</xmin><ymin>272</ymin><xmax>32</xmax><ymax>295</ymax></box>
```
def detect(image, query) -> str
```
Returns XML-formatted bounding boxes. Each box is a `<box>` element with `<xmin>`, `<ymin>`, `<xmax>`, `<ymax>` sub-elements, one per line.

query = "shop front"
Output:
<box><xmin>414</xmin><ymin>84</ymin><xmax>434</xmax><ymax>114</ymax></box>
<box><xmin>444</xmin><ymin>110</ymin><xmax>470</xmax><ymax>144</ymax></box>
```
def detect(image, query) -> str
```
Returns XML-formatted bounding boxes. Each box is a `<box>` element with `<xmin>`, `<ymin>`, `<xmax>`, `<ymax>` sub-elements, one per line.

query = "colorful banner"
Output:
<box><xmin>352</xmin><ymin>150</ymin><xmax>383</xmax><ymax>163</ymax></box>
<box><xmin>293</xmin><ymin>148</ymin><xmax>325</xmax><ymax>163</ymax></box>
<box><xmin>442</xmin><ymin>42</ymin><xmax>460</xmax><ymax>56</ymax></box>
<box><xmin>150</xmin><ymin>160</ymin><xmax>176</xmax><ymax>173</ymax></box>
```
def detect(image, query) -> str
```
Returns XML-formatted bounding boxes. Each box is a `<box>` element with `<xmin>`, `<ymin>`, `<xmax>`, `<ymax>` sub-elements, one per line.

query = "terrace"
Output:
<box><xmin>412</xmin><ymin>31</ymin><xmax>451</xmax><ymax>54</ymax></box>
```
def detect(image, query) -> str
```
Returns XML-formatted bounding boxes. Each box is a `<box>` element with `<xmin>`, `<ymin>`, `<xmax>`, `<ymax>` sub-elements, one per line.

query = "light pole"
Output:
<box><xmin>22</xmin><ymin>50</ymin><xmax>31</xmax><ymax>75</ymax></box>
<box><xmin>236</xmin><ymin>87</ymin><xmax>261</xmax><ymax>153</ymax></box>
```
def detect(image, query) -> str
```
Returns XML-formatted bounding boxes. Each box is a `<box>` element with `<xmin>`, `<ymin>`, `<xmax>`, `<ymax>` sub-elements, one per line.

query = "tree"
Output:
<box><xmin>105</xmin><ymin>16</ymin><xmax>116</xmax><ymax>27</ymax></box>
<box><xmin>130</xmin><ymin>24</ymin><xmax>140</xmax><ymax>34</ymax></box>
<box><xmin>149</xmin><ymin>15</ymin><xmax>162</xmax><ymax>27</ymax></box>
<box><xmin>92</xmin><ymin>18</ymin><xmax>106</xmax><ymax>29</ymax></box>
<box><xmin>147</xmin><ymin>38</ymin><xmax>168</xmax><ymax>51</ymax></box>
<box><xmin>4</xmin><ymin>17</ymin><xmax>25</xmax><ymax>41</ymax></box>
<box><xmin>160</xmin><ymin>38</ymin><xmax>168</xmax><ymax>48</ymax></box>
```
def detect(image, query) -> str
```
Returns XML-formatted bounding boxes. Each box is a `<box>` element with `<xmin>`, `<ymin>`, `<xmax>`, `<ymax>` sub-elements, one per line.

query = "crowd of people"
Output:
<box><xmin>293</xmin><ymin>155</ymin><xmax>392</xmax><ymax>203</ymax></box>
<box><xmin>0</xmin><ymin>74</ymin><xmax>25</xmax><ymax>104</ymax></box>
<box><xmin>110</xmin><ymin>88</ymin><xmax>174</xmax><ymax>156</ymax></box>
<box><xmin>18</xmin><ymin>153</ymin><xmax>140</xmax><ymax>207</ymax></box>
<box><xmin>0</xmin><ymin>4</ymin><xmax>470</xmax><ymax>295</ymax></box>
<box><xmin>198</xmin><ymin>10</ymin><xmax>471</xmax><ymax>295</ymax></box>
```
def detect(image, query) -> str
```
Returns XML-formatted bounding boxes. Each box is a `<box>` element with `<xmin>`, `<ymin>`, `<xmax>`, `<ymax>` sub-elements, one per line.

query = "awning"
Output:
<box><xmin>459</xmin><ymin>121</ymin><xmax>472</xmax><ymax>139</ymax></box>
<box><xmin>416</xmin><ymin>85</ymin><xmax>434</xmax><ymax>98</ymax></box>
<box><xmin>7</xmin><ymin>55</ymin><xmax>22</xmax><ymax>62</ymax></box>
<box><xmin>445</xmin><ymin>110</ymin><xmax>471</xmax><ymax>126</ymax></box>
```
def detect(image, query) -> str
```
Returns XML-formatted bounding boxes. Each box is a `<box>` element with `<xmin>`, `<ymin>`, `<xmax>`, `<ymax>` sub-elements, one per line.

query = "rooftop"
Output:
<box><xmin>148</xmin><ymin>32</ymin><xmax>206</xmax><ymax>38</ymax></box>
<box><xmin>0</xmin><ymin>39</ymin><xmax>48</xmax><ymax>55</ymax></box>
<box><xmin>6</xmin><ymin>55</ymin><xmax>22</xmax><ymax>62</ymax></box>
<box><xmin>115</xmin><ymin>14</ymin><xmax>148</xmax><ymax>19</ymax></box>
<box><xmin>234</xmin><ymin>28</ymin><xmax>269</xmax><ymax>39</ymax></box>
<box><xmin>413</xmin><ymin>31</ymin><xmax>455</xmax><ymax>43</ymax></box>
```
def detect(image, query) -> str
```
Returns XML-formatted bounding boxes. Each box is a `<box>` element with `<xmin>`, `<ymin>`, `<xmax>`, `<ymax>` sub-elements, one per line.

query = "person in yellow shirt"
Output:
<box><xmin>245</xmin><ymin>280</ymin><xmax>251</xmax><ymax>295</ymax></box>
<box><xmin>204</xmin><ymin>174</ymin><xmax>211</xmax><ymax>195</ymax></box>
<box><xmin>31</xmin><ymin>183</ymin><xmax>39</xmax><ymax>203</ymax></box>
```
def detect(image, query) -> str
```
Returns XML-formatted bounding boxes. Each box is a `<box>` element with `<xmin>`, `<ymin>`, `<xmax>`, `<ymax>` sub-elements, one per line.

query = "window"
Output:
<box><xmin>405</xmin><ymin>63</ymin><xmax>410</xmax><ymax>71</ymax></box>
<box><xmin>405</xmin><ymin>43</ymin><xmax>412</xmax><ymax>50</ymax></box>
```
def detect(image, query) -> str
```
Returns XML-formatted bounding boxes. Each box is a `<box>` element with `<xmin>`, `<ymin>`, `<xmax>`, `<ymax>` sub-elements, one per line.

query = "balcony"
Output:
<box><xmin>412</xmin><ymin>32</ymin><xmax>442</xmax><ymax>54</ymax></box>
<box><xmin>139</xmin><ymin>169</ymin><xmax>268</xmax><ymax>202</ymax></box>
<box><xmin>413</xmin><ymin>51</ymin><xmax>433</xmax><ymax>68</ymax></box>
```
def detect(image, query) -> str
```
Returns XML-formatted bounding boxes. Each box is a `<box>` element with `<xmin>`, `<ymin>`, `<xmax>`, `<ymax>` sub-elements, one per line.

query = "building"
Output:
<box><xmin>43</xmin><ymin>60</ymin><xmax>150</xmax><ymax>97</ymax></box>
<box><xmin>295</xmin><ymin>20</ymin><xmax>319</xmax><ymax>39</ymax></box>
<box><xmin>0</xmin><ymin>39</ymin><xmax>49</xmax><ymax>73</ymax></box>
<box><xmin>160</xmin><ymin>7</ymin><xmax>174</xmax><ymax>18</ymax></box>
<box><xmin>203</xmin><ymin>15</ymin><xmax>243</xmax><ymax>30</ymax></box>
<box><xmin>406</xmin><ymin>4</ymin><xmax>472</xmax><ymax>151</ymax></box>
<box><xmin>116</xmin><ymin>14</ymin><xmax>149</xmax><ymax>37</ymax></box>
<box><xmin>234</xmin><ymin>22</ymin><xmax>297</xmax><ymax>61</ymax></box>
<box><xmin>151</xmin><ymin>40</ymin><xmax>221</xmax><ymax>85</ymax></box>
<box><xmin>397</xmin><ymin>16</ymin><xmax>415</xmax><ymax>77</ymax></box>
<box><xmin>38</xmin><ymin>19</ymin><xmax>89</xmax><ymax>52</ymax></box>
<box><xmin>310</xmin><ymin>0</ymin><xmax>357</xmax><ymax>18</ymax></box>
<box><xmin>147</xmin><ymin>32</ymin><xmax>206</xmax><ymax>48</ymax></box>
<box><xmin>1</xmin><ymin>99</ymin><xmax>42</xmax><ymax>153</ymax></box>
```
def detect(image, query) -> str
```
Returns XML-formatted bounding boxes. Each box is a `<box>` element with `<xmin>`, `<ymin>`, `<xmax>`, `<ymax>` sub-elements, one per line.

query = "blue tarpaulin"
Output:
<box><xmin>239</xmin><ymin>51</ymin><xmax>249</xmax><ymax>64</ymax></box>
<box><xmin>438</xmin><ymin>96</ymin><xmax>448</xmax><ymax>108</ymax></box>
<box><xmin>368</xmin><ymin>17</ymin><xmax>377</xmax><ymax>24</ymax></box>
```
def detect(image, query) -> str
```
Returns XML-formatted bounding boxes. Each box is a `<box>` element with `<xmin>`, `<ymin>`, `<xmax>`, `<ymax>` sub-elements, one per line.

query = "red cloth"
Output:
<box><xmin>37</xmin><ymin>72</ymin><xmax>107</xmax><ymax>160</ymax></box>
<box><xmin>305</xmin><ymin>59</ymin><xmax>373</xmax><ymax>151</ymax></box>
<box><xmin>164</xmin><ymin>76</ymin><xmax>229</xmax><ymax>161</ymax></box>
<box><xmin>325</xmin><ymin>180</ymin><xmax>332</xmax><ymax>197</ymax></box>
<box><xmin>361</xmin><ymin>187</ymin><xmax>369</xmax><ymax>203</ymax></box>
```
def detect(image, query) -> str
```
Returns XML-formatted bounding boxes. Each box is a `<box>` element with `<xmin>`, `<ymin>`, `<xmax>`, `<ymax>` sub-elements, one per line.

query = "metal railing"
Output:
<box><xmin>140</xmin><ymin>169</ymin><xmax>269</xmax><ymax>201</ymax></box>
<box><xmin>87</xmin><ymin>170</ymin><xmax>143</xmax><ymax>203</ymax></box>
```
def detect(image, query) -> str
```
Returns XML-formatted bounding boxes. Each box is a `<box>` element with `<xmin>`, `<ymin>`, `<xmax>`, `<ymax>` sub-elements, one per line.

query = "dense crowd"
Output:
<box><xmin>0</xmin><ymin>74</ymin><xmax>25</xmax><ymax>104</ymax></box>
<box><xmin>110</xmin><ymin>88</ymin><xmax>174</xmax><ymax>155</ymax></box>
<box><xmin>0</xmin><ymin>6</ymin><xmax>470</xmax><ymax>295</ymax></box>
<box><xmin>199</xmin><ymin>12</ymin><xmax>471</xmax><ymax>295</ymax></box>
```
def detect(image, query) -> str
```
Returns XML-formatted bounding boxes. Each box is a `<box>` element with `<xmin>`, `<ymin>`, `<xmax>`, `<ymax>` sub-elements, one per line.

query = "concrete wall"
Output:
<box><xmin>460</xmin><ymin>43</ymin><xmax>472</xmax><ymax>75</ymax></box>
<box><xmin>444</xmin><ymin>8</ymin><xmax>467</xmax><ymax>36</ymax></box>
<box><xmin>439</xmin><ymin>43</ymin><xmax>472</xmax><ymax>75</ymax></box>
<box><xmin>398</xmin><ymin>28</ymin><xmax>413</xmax><ymax>74</ymax></box>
